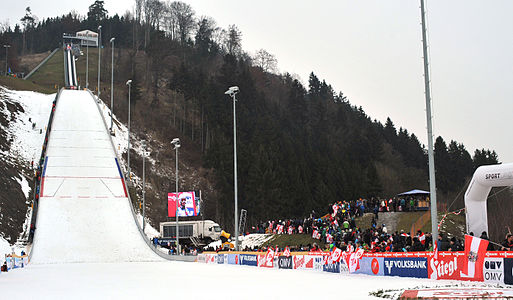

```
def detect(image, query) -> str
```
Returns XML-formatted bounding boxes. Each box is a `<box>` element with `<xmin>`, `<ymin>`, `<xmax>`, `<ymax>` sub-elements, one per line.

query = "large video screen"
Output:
<box><xmin>168</xmin><ymin>191</ymin><xmax>201</xmax><ymax>217</ymax></box>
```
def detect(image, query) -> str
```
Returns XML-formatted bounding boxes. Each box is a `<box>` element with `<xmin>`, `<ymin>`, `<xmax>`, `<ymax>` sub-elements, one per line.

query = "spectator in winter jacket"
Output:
<box><xmin>501</xmin><ymin>234</ymin><xmax>513</xmax><ymax>251</ymax></box>
<box><xmin>411</xmin><ymin>237</ymin><xmax>425</xmax><ymax>252</ymax></box>
<box><xmin>448</xmin><ymin>237</ymin><xmax>462</xmax><ymax>251</ymax></box>
<box><xmin>480</xmin><ymin>231</ymin><xmax>495</xmax><ymax>251</ymax></box>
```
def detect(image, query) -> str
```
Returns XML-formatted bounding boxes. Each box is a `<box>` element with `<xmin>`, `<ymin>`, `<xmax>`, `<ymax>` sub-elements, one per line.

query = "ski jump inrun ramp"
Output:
<box><xmin>30</xmin><ymin>89</ymin><xmax>162</xmax><ymax>264</ymax></box>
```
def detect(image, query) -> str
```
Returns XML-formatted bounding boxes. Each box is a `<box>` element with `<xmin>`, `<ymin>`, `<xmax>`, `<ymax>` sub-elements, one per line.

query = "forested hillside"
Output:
<box><xmin>0</xmin><ymin>1</ymin><xmax>502</xmax><ymax>232</ymax></box>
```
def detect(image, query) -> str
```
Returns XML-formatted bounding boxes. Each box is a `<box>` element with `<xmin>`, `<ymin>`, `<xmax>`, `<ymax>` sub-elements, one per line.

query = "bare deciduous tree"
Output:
<box><xmin>143</xmin><ymin>0</ymin><xmax>163</xmax><ymax>48</ymax></box>
<box><xmin>253</xmin><ymin>49</ymin><xmax>278</xmax><ymax>73</ymax></box>
<box><xmin>170</xmin><ymin>1</ymin><xmax>195</xmax><ymax>45</ymax></box>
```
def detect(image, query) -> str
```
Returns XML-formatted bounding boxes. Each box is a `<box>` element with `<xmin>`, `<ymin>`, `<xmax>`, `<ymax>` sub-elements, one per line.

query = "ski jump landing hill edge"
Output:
<box><xmin>30</xmin><ymin>89</ymin><xmax>163</xmax><ymax>264</ymax></box>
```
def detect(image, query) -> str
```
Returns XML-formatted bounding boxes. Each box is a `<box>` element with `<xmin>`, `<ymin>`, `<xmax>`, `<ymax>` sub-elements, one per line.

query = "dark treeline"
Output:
<box><xmin>0</xmin><ymin>1</ymin><xmax>501</xmax><ymax>231</ymax></box>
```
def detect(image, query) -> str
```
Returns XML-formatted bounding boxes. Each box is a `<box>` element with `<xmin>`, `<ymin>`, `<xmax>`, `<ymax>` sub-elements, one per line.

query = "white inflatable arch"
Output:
<box><xmin>465</xmin><ymin>163</ymin><xmax>513</xmax><ymax>236</ymax></box>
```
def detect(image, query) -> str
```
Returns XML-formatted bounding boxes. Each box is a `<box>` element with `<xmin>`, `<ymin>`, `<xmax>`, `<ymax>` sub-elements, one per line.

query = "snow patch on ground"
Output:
<box><xmin>0</xmin><ymin>236</ymin><xmax>13</xmax><ymax>260</ymax></box>
<box><xmin>16</xmin><ymin>175</ymin><xmax>31</xmax><ymax>200</ymax></box>
<box><xmin>136</xmin><ymin>213</ymin><xmax>160</xmax><ymax>239</ymax></box>
<box><xmin>1</xmin><ymin>87</ymin><xmax>55</xmax><ymax>166</ymax></box>
<box><xmin>206</xmin><ymin>233</ymin><xmax>273</xmax><ymax>250</ymax></box>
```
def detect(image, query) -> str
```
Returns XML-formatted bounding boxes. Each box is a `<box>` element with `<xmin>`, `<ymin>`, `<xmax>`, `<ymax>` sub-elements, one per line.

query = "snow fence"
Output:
<box><xmin>197</xmin><ymin>251</ymin><xmax>513</xmax><ymax>285</ymax></box>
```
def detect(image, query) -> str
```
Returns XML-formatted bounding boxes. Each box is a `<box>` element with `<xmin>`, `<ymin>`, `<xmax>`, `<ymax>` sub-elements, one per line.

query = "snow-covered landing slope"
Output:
<box><xmin>30</xmin><ymin>90</ymin><xmax>161</xmax><ymax>264</ymax></box>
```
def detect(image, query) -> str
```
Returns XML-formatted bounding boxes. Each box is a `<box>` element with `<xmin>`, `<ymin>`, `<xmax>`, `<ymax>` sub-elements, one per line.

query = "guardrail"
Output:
<box><xmin>198</xmin><ymin>250</ymin><xmax>513</xmax><ymax>285</ymax></box>
<box><xmin>27</xmin><ymin>88</ymin><xmax>62</xmax><ymax>260</ymax></box>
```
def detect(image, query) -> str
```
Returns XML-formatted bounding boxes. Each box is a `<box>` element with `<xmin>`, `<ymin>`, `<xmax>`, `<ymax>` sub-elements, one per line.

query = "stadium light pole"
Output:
<box><xmin>224</xmin><ymin>86</ymin><xmax>239</xmax><ymax>251</ymax></box>
<box><xmin>171</xmin><ymin>138</ymin><xmax>181</xmax><ymax>254</ymax></box>
<box><xmin>109</xmin><ymin>37</ymin><xmax>115</xmax><ymax>133</ymax></box>
<box><xmin>126</xmin><ymin>80</ymin><xmax>132</xmax><ymax>179</ymax></box>
<box><xmin>85</xmin><ymin>32</ymin><xmax>89</xmax><ymax>89</ymax></box>
<box><xmin>3</xmin><ymin>44</ymin><xmax>10</xmax><ymax>76</ymax></box>
<box><xmin>97</xmin><ymin>26</ymin><xmax>101</xmax><ymax>99</ymax></box>
<box><xmin>420</xmin><ymin>0</ymin><xmax>438</xmax><ymax>243</ymax></box>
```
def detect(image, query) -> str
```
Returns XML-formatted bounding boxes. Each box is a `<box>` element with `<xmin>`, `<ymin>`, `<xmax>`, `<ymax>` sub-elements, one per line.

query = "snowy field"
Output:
<box><xmin>1</xmin><ymin>259</ymin><xmax>500</xmax><ymax>299</ymax></box>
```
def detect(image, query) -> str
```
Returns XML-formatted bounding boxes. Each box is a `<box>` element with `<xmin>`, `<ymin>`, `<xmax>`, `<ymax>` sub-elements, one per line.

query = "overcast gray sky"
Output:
<box><xmin>3</xmin><ymin>1</ymin><xmax>513</xmax><ymax>162</ymax></box>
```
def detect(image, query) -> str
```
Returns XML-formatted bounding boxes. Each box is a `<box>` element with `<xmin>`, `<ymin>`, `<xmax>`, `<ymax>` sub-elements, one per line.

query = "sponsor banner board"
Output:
<box><xmin>384</xmin><ymin>257</ymin><xmax>428</xmax><ymax>278</ymax></box>
<box><xmin>323</xmin><ymin>262</ymin><xmax>340</xmax><ymax>273</ymax></box>
<box><xmin>228</xmin><ymin>254</ymin><xmax>239</xmax><ymax>265</ymax></box>
<box><xmin>257</xmin><ymin>254</ymin><xmax>273</xmax><ymax>268</ymax></box>
<box><xmin>293</xmin><ymin>255</ymin><xmax>306</xmax><ymax>269</ymax></box>
<box><xmin>312</xmin><ymin>255</ymin><xmax>325</xmax><ymax>272</ymax></box>
<box><xmin>293</xmin><ymin>255</ymin><xmax>320</xmax><ymax>270</ymax></box>
<box><xmin>340</xmin><ymin>260</ymin><xmax>349</xmax><ymax>274</ymax></box>
<box><xmin>205</xmin><ymin>254</ymin><xmax>216</xmax><ymax>264</ymax></box>
<box><xmin>197</xmin><ymin>254</ymin><xmax>206</xmax><ymax>263</ymax></box>
<box><xmin>483</xmin><ymin>257</ymin><xmax>504</xmax><ymax>284</ymax></box>
<box><xmin>278</xmin><ymin>256</ymin><xmax>293</xmax><ymax>269</ymax></box>
<box><xmin>240</xmin><ymin>254</ymin><xmax>258</xmax><ymax>266</ymax></box>
<box><xmin>354</xmin><ymin>257</ymin><xmax>384</xmax><ymax>276</ymax></box>
<box><xmin>504</xmin><ymin>258</ymin><xmax>513</xmax><ymax>285</ymax></box>
<box><xmin>428</xmin><ymin>252</ymin><xmax>464</xmax><ymax>280</ymax></box>
<box><xmin>217</xmin><ymin>254</ymin><xmax>225</xmax><ymax>264</ymax></box>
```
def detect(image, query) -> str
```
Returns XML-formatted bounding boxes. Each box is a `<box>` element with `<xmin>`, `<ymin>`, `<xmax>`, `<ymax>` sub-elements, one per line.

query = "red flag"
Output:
<box><xmin>330</xmin><ymin>247</ymin><xmax>342</xmax><ymax>263</ymax></box>
<box><xmin>283</xmin><ymin>247</ymin><xmax>291</xmax><ymax>257</ymax></box>
<box><xmin>419</xmin><ymin>233</ymin><xmax>426</xmax><ymax>245</ymax></box>
<box><xmin>326</xmin><ymin>233</ymin><xmax>333</xmax><ymax>244</ymax></box>
<box><xmin>460</xmin><ymin>234</ymin><xmax>488</xmax><ymax>281</ymax></box>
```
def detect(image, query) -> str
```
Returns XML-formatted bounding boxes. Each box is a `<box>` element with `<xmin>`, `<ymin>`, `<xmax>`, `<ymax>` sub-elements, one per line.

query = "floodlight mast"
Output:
<box><xmin>126</xmin><ymin>80</ymin><xmax>132</xmax><ymax>178</ymax></box>
<box><xmin>225</xmin><ymin>86</ymin><xmax>239</xmax><ymax>251</ymax></box>
<box><xmin>109</xmin><ymin>37</ymin><xmax>115</xmax><ymax>133</ymax></box>
<box><xmin>97</xmin><ymin>26</ymin><xmax>102</xmax><ymax>99</ymax></box>
<box><xmin>171</xmin><ymin>138</ymin><xmax>181</xmax><ymax>254</ymax></box>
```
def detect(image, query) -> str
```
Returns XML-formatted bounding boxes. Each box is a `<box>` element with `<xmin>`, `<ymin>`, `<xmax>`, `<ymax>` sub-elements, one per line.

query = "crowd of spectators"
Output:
<box><xmin>240</xmin><ymin>197</ymin><xmax>441</xmax><ymax>253</ymax></box>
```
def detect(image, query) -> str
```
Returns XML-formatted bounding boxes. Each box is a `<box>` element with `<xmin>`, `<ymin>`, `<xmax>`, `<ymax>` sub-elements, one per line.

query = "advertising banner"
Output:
<box><xmin>483</xmin><ymin>257</ymin><xmax>504</xmax><ymax>284</ymax></box>
<box><xmin>228</xmin><ymin>254</ymin><xmax>239</xmax><ymax>265</ymax></box>
<box><xmin>197</xmin><ymin>254</ymin><xmax>206</xmax><ymax>263</ymax></box>
<box><xmin>340</xmin><ymin>260</ymin><xmax>349</xmax><ymax>274</ymax></box>
<box><xmin>5</xmin><ymin>256</ymin><xmax>28</xmax><ymax>270</ymax></box>
<box><xmin>217</xmin><ymin>254</ymin><xmax>225</xmax><ymax>264</ymax></box>
<box><xmin>278</xmin><ymin>256</ymin><xmax>293</xmax><ymax>269</ymax></box>
<box><xmin>323</xmin><ymin>262</ymin><xmax>340</xmax><ymax>273</ymax></box>
<box><xmin>428</xmin><ymin>252</ymin><xmax>464</xmax><ymax>280</ymax></box>
<box><xmin>240</xmin><ymin>254</ymin><xmax>258</xmax><ymax>266</ymax></box>
<box><xmin>167</xmin><ymin>191</ymin><xmax>200</xmax><ymax>217</ymax></box>
<box><xmin>204</xmin><ymin>254</ymin><xmax>216</xmax><ymax>264</ymax></box>
<box><xmin>354</xmin><ymin>257</ymin><xmax>384</xmax><ymax>276</ymax></box>
<box><xmin>384</xmin><ymin>257</ymin><xmax>428</xmax><ymax>278</ymax></box>
<box><xmin>258</xmin><ymin>252</ymin><xmax>274</xmax><ymax>268</ymax></box>
<box><xmin>504</xmin><ymin>258</ymin><xmax>513</xmax><ymax>285</ymax></box>
<box><xmin>312</xmin><ymin>255</ymin><xmax>325</xmax><ymax>272</ymax></box>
